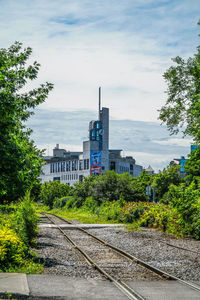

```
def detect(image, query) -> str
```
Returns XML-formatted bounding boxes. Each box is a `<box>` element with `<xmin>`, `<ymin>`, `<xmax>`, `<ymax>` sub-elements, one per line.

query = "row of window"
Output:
<box><xmin>61</xmin><ymin>173</ymin><xmax>78</xmax><ymax>181</ymax></box>
<box><xmin>50</xmin><ymin>159</ymin><xmax>89</xmax><ymax>173</ymax></box>
<box><xmin>119</xmin><ymin>166</ymin><xmax>129</xmax><ymax>172</ymax></box>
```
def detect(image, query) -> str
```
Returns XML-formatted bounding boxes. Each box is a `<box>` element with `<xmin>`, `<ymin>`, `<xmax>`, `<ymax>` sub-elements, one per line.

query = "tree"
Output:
<box><xmin>0</xmin><ymin>42</ymin><xmax>53</xmax><ymax>203</ymax></box>
<box><xmin>40</xmin><ymin>181</ymin><xmax>71</xmax><ymax>208</ymax></box>
<box><xmin>185</xmin><ymin>146</ymin><xmax>200</xmax><ymax>184</ymax></box>
<box><xmin>159</xmin><ymin>21</ymin><xmax>200</xmax><ymax>142</ymax></box>
<box><xmin>152</xmin><ymin>164</ymin><xmax>181</xmax><ymax>201</ymax></box>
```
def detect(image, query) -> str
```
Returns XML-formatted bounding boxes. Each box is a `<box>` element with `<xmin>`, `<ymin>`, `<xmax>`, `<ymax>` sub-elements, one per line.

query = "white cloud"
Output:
<box><xmin>1</xmin><ymin>0</ymin><xmax>199</xmax><ymax>122</ymax></box>
<box><xmin>1</xmin><ymin>0</ymin><xmax>199</xmax><ymax>171</ymax></box>
<box><xmin>153</xmin><ymin>138</ymin><xmax>193</xmax><ymax>147</ymax></box>
<box><xmin>125</xmin><ymin>151</ymin><xmax>183</xmax><ymax>171</ymax></box>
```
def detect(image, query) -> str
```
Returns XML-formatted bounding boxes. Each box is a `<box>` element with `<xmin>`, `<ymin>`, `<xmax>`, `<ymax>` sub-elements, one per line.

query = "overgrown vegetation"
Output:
<box><xmin>0</xmin><ymin>193</ymin><xmax>43</xmax><ymax>273</ymax></box>
<box><xmin>0</xmin><ymin>42</ymin><xmax>53</xmax><ymax>203</ymax></box>
<box><xmin>0</xmin><ymin>42</ymin><xmax>51</xmax><ymax>272</ymax></box>
<box><xmin>40</xmin><ymin>180</ymin><xmax>71</xmax><ymax>208</ymax></box>
<box><xmin>38</xmin><ymin>163</ymin><xmax>200</xmax><ymax>240</ymax></box>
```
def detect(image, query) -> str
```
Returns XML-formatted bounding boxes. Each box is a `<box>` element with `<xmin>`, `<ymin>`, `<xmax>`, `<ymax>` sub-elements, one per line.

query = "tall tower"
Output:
<box><xmin>100</xmin><ymin>106</ymin><xmax>109</xmax><ymax>172</ymax></box>
<box><xmin>85</xmin><ymin>88</ymin><xmax>109</xmax><ymax>175</ymax></box>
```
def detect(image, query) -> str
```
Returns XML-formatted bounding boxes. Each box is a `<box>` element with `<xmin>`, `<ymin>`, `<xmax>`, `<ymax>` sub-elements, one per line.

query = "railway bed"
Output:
<box><xmin>36</xmin><ymin>213</ymin><xmax>200</xmax><ymax>299</ymax></box>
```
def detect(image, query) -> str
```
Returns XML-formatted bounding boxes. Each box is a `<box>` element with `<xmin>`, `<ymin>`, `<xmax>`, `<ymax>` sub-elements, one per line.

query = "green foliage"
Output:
<box><xmin>152</xmin><ymin>164</ymin><xmax>181</xmax><ymax>202</ymax></box>
<box><xmin>14</xmin><ymin>191</ymin><xmax>38</xmax><ymax>246</ymax></box>
<box><xmin>97</xmin><ymin>200</ymin><xmax>123</xmax><ymax>221</ymax></box>
<box><xmin>159</xmin><ymin>22</ymin><xmax>200</xmax><ymax>142</ymax></box>
<box><xmin>185</xmin><ymin>146</ymin><xmax>200</xmax><ymax>184</ymax></box>
<box><xmin>120</xmin><ymin>202</ymin><xmax>147</xmax><ymax>223</ymax></box>
<box><xmin>73</xmin><ymin>176</ymin><xmax>96</xmax><ymax>205</ymax></box>
<box><xmin>40</xmin><ymin>181</ymin><xmax>71</xmax><ymax>208</ymax></box>
<box><xmin>91</xmin><ymin>171</ymin><xmax>121</xmax><ymax>203</ymax></box>
<box><xmin>53</xmin><ymin>196</ymin><xmax>73</xmax><ymax>208</ymax></box>
<box><xmin>0</xmin><ymin>227</ymin><xmax>26</xmax><ymax>271</ymax></box>
<box><xmin>138</xmin><ymin>203</ymin><xmax>181</xmax><ymax>234</ymax></box>
<box><xmin>64</xmin><ymin>197</ymin><xmax>78</xmax><ymax>209</ymax></box>
<box><xmin>168</xmin><ymin>182</ymin><xmax>200</xmax><ymax>239</ymax></box>
<box><xmin>0</xmin><ymin>42</ymin><xmax>53</xmax><ymax>203</ymax></box>
<box><xmin>82</xmin><ymin>196</ymin><xmax>99</xmax><ymax>213</ymax></box>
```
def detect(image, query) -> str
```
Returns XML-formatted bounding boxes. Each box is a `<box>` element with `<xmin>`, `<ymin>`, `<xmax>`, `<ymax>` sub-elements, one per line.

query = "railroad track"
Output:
<box><xmin>157</xmin><ymin>239</ymin><xmax>200</xmax><ymax>255</ymax></box>
<box><xmin>41</xmin><ymin>212</ymin><xmax>200</xmax><ymax>300</ymax></box>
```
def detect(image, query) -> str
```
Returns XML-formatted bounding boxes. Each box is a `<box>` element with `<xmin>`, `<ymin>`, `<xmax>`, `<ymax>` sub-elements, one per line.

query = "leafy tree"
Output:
<box><xmin>185</xmin><ymin>146</ymin><xmax>200</xmax><ymax>184</ymax></box>
<box><xmin>159</xmin><ymin>21</ymin><xmax>200</xmax><ymax>142</ymax></box>
<box><xmin>40</xmin><ymin>181</ymin><xmax>71</xmax><ymax>208</ymax></box>
<box><xmin>73</xmin><ymin>176</ymin><xmax>96</xmax><ymax>206</ymax></box>
<box><xmin>168</xmin><ymin>182</ymin><xmax>200</xmax><ymax>239</ymax></box>
<box><xmin>0</xmin><ymin>42</ymin><xmax>53</xmax><ymax>203</ymax></box>
<box><xmin>152</xmin><ymin>164</ymin><xmax>181</xmax><ymax>202</ymax></box>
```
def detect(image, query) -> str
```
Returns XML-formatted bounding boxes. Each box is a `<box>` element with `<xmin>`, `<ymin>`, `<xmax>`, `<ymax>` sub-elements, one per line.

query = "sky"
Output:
<box><xmin>1</xmin><ymin>0</ymin><xmax>200</xmax><ymax>171</ymax></box>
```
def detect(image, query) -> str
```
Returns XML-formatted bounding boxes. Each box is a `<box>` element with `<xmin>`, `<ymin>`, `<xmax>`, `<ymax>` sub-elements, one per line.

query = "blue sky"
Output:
<box><xmin>1</xmin><ymin>0</ymin><xmax>199</xmax><ymax>170</ymax></box>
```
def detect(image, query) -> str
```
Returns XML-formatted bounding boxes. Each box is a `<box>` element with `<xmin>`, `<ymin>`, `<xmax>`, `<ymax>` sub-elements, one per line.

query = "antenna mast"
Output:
<box><xmin>99</xmin><ymin>86</ymin><xmax>101</xmax><ymax>120</ymax></box>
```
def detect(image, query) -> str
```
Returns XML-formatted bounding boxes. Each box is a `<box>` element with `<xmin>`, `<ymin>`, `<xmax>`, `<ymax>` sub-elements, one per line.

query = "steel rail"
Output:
<box><xmin>43</xmin><ymin>213</ymin><xmax>145</xmax><ymax>300</ymax></box>
<box><xmin>158</xmin><ymin>240</ymin><xmax>200</xmax><ymax>255</ymax></box>
<box><xmin>43</xmin><ymin>213</ymin><xmax>200</xmax><ymax>293</ymax></box>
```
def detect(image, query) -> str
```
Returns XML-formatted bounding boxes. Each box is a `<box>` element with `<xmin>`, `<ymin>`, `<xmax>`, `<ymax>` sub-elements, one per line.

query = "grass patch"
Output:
<box><xmin>49</xmin><ymin>208</ymin><xmax>123</xmax><ymax>224</ymax></box>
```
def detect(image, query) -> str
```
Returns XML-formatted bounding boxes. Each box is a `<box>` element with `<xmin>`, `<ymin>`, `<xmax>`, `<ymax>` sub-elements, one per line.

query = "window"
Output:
<box><xmin>84</xmin><ymin>159</ymin><xmax>87</xmax><ymax>170</ymax></box>
<box><xmin>110</xmin><ymin>161</ymin><xmax>115</xmax><ymax>171</ymax></box>
<box><xmin>86</xmin><ymin>159</ymin><xmax>89</xmax><ymax>169</ymax></box>
<box><xmin>50</xmin><ymin>164</ymin><xmax>53</xmax><ymax>173</ymax></box>
<box><xmin>79</xmin><ymin>160</ymin><xmax>83</xmax><ymax>170</ymax></box>
<box><xmin>79</xmin><ymin>175</ymin><xmax>83</xmax><ymax>182</ymax></box>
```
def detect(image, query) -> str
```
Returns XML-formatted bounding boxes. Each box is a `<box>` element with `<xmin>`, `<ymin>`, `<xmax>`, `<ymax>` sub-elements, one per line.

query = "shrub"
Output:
<box><xmin>64</xmin><ymin>197</ymin><xmax>78</xmax><ymax>209</ymax></box>
<box><xmin>53</xmin><ymin>196</ymin><xmax>72</xmax><ymax>208</ymax></box>
<box><xmin>168</xmin><ymin>182</ymin><xmax>200</xmax><ymax>239</ymax></box>
<box><xmin>120</xmin><ymin>202</ymin><xmax>147</xmax><ymax>223</ymax></box>
<box><xmin>73</xmin><ymin>176</ymin><xmax>96</xmax><ymax>204</ymax></box>
<box><xmin>83</xmin><ymin>196</ymin><xmax>99</xmax><ymax>213</ymax></box>
<box><xmin>40</xmin><ymin>181</ymin><xmax>71</xmax><ymax>208</ymax></box>
<box><xmin>0</xmin><ymin>227</ymin><xmax>26</xmax><ymax>271</ymax></box>
<box><xmin>14</xmin><ymin>191</ymin><xmax>38</xmax><ymax>246</ymax></box>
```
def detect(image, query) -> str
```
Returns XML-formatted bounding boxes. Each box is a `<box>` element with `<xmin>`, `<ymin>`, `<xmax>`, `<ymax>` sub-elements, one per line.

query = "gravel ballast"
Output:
<box><xmin>35</xmin><ymin>216</ymin><xmax>200</xmax><ymax>284</ymax></box>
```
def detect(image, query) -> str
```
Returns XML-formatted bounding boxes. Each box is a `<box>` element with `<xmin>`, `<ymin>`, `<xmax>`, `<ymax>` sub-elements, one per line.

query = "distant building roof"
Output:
<box><xmin>145</xmin><ymin>165</ymin><xmax>154</xmax><ymax>172</ymax></box>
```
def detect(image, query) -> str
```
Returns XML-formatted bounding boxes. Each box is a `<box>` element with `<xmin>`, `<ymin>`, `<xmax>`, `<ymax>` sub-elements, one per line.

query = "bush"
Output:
<box><xmin>120</xmin><ymin>202</ymin><xmax>147</xmax><ymax>223</ymax></box>
<box><xmin>0</xmin><ymin>227</ymin><xmax>26</xmax><ymax>271</ymax></box>
<box><xmin>73</xmin><ymin>176</ymin><xmax>96</xmax><ymax>205</ymax></box>
<box><xmin>53</xmin><ymin>196</ymin><xmax>72</xmax><ymax>208</ymax></box>
<box><xmin>40</xmin><ymin>181</ymin><xmax>71</xmax><ymax>208</ymax></box>
<box><xmin>14</xmin><ymin>191</ymin><xmax>38</xmax><ymax>246</ymax></box>
<box><xmin>64</xmin><ymin>197</ymin><xmax>78</xmax><ymax>209</ymax></box>
<box><xmin>138</xmin><ymin>203</ymin><xmax>181</xmax><ymax>234</ymax></box>
<box><xmin>83</xmin><ymin>196</ymin><xmax>99</xmax><ymax>213</ymax></box>
<box><xmin>168</xmin><ymin>182</ymin><xmax>200</xmax><ymax>239</ymax></box>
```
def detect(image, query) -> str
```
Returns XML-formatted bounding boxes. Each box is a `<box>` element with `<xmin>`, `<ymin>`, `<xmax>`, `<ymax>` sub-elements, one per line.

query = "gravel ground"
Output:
<box><xmin>35</xmin><ymin>216</ymin><xmax>102</xmax><ymax>279</ymax></box>
<box><xmin>35</xmin><ymin>215</ymin><xmax>200</xmax><ymax>284</ymax></box>
<box><xmin>87</xmin><ymin>227</ymin><xmax>200</xmax><ymax>283</ymax></box>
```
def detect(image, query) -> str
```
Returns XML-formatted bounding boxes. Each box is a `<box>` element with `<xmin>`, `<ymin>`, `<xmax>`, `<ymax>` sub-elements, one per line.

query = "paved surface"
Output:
<box><xmin>127</xmin><ymin>280</ymin><xmax>200</xmax><ymax>300</ymax></box>
<box><xmin>0</xmin><ymin>273</ymin><xmax>29</xmax><ymax>297</ymax></box>
<box><xmin>0</xmin><ymin>273</ymin><xmax>200</xmax><ymax>299</ymax></box>
<box><xmin>39</xmin><ymin>223</ymin><xmax>123</xmax><ymax>229</ymax></box>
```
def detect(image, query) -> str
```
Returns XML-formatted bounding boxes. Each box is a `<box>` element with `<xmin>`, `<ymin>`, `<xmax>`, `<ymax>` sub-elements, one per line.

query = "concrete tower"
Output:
<box><xmin>83</xmin><ymin>87</ymin><xmax>109</xmax><ymax>175</ymax></box>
